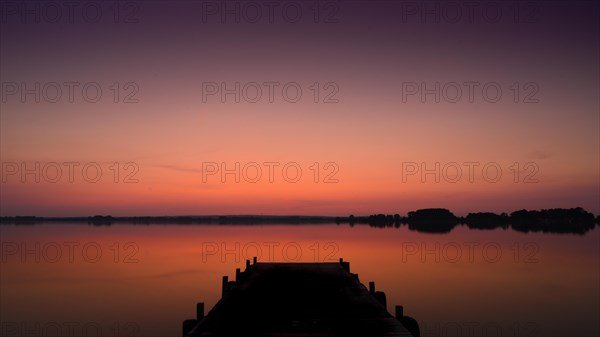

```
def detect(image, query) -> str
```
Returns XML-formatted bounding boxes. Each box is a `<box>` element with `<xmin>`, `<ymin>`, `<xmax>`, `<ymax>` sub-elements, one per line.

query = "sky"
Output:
<box><xmin>0</xmin><ymin>0</ymin><xmax>598</xmax><ymax>216</ymax></box>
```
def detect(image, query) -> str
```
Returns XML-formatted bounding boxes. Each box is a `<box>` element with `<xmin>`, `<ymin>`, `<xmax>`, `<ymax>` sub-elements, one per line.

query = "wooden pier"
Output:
<box><xmin>183</xmin><ymin>258</ymin><xmax>419</xmax><ymax>336</ymax></box>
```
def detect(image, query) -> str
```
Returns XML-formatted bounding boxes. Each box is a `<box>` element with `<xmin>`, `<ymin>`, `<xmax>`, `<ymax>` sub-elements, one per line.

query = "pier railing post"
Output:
<box><xmin>375</xmin><ymin>291</ymin><xmax>387</xmax><ymax>309</ymax></box>
<box><xmin>395</xmin><ymin>305</ymin><xmax>404</xmax><ymax>320</ymax></box>
<box><xmin>340</xmin><ymin>259</ymin><xmax>350</xmax><ymax>273</ymax></box>
<box><xmin>197</xmin><ymin>302</ymin><xmax>204</xmax><ymax>321</ymax></box>
<box><xmin>222</xmin><ymin>276</ymin><xmax>228</xmax><ymax>297</ymax></box>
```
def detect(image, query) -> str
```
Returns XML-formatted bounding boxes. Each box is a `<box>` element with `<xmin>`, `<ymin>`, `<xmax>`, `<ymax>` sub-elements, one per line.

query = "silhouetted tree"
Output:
<box><xmin>406</xmin><ymin>208</ymin><xmax>458</xmax><ymax>233</ymax></box>
<box><xmin>510</xmin><ymin>207</ymin><xmax>595</xmax><ymax>234</ymax></box>
<box><xmin>464</xmin><ymin>212</ymin><xmax>508</xmax><ymax>230</ymax></box>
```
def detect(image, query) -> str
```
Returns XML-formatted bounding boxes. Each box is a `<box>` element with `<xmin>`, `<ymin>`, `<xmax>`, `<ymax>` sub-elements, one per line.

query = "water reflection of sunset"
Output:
<box><xmin>2</xmin><ymin>223</ymin><xmax>598</xmax><ymax>336</ymax></box>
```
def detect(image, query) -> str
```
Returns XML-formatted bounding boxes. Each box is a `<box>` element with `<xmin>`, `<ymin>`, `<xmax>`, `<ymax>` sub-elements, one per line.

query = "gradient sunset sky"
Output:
<box><xmin>1</xmin><ymin>0</ymin><xmax>598</xmax><ymax>216</ymax></box>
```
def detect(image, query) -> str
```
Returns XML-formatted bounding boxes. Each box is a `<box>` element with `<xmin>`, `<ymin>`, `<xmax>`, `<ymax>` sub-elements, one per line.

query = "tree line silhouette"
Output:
<box><xmin>335</xmin><ymin>207</ymin><xmax>598</xmax><ymax>234</ymax></box>
<box><xmin>1</xmin><ymin>207</ymin><xmax>598</xmax><ymax>234</ymax></box>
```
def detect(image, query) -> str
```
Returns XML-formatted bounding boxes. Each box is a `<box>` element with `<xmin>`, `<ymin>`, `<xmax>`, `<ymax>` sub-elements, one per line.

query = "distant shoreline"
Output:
<box><xmin>1</xmin><ymin>208</ymin><xmax>599</xmax><ymax>224</ymax></box>
<box><xmin>1</xmin><ymin>207</ymin><xmax>598</xmax><ymax>235</ymax></box>
<box><xmin>0</xmin><ymin>215</ymin><xmax>339</xmax><ymax>225</ymax></box>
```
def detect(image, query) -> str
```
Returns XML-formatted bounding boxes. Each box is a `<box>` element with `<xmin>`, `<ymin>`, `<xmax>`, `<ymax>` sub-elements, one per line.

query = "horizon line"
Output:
<box><xmin>2</xmin><ymin>206</ymin><xmax>599</xmax><ymax>219</ymax></box>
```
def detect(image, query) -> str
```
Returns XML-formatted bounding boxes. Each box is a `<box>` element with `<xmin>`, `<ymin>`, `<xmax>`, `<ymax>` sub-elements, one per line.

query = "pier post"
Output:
<box><xmin>395</xmin><ymin>305</ymin><xmax>404</xmax><ymax>319</ymax></box>
<box><xmin>340</xmin><ymin>260</ymin><xmax>350</xmax><ymax>272</ymax></box>
<box><xmin>369</xmin><ymin>281</ymin><xmax>375</xmax><ymax>294</ymax></box>
<box><xmin>196</xmin><ymin>302</ymin><xmax>204</xmax><ymax>321</ymax></box>
<box><xmin>246</xmin><ymin>259</ymin><xmax>250</xmax><ymax>269</ymax></box>
<box><xmin>375</xmin><ymin>291</ymin><xmax>387</xmax><ymax>309</ymax></box>
<box><xmin>253</xmin><ymin>256</ymin><xmax>257</xmax><ymax>264</ymax></box>
<box><xmin>221</xmin><ymin>276</ymin><xmax>228</xmax><ymax>297</ymax></box>
<box><xmin>236</xmin><ymin>268</ymin><xmax>241</xmax><ymax>281</ymax></box>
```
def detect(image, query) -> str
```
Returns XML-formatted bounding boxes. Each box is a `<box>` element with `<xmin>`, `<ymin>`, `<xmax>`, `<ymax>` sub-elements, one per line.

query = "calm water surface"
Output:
<box><xmin>1</xmin><ymin>223</ymin><xmax>598</xmax><ymax>337</ymax></box>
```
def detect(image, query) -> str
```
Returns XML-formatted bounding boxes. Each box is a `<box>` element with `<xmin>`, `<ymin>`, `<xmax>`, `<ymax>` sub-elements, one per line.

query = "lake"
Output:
<box><xmin>1</xmin><ymin>223</ymin><xmax>598</xmax><ymax>337</ymax></box>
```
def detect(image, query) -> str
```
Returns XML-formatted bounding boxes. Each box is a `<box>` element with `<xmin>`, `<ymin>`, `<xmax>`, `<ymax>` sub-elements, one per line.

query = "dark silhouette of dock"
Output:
<box><xmin>183</xmin><ymin>258</ymin><xmax>419</xmax><ymax>336</ymax></box>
